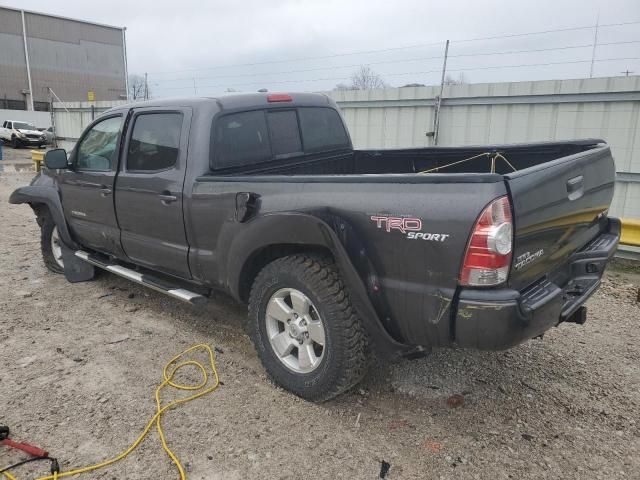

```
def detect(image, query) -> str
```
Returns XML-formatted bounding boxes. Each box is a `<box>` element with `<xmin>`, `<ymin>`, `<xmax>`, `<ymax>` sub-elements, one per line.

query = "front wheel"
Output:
<box><xmin>11</xmin><ymin>137</ymin><xmax>20</xmax><ymax>149</ymax></box>
<box><xmin>248</xmin><ymin>254</ymin><xmax>369</xmax><ymax>401</ymax></box>
<box><xmin>40</xmin><ymin>214</ymin><xmax>64</xmax><ymax>273</ymax></box>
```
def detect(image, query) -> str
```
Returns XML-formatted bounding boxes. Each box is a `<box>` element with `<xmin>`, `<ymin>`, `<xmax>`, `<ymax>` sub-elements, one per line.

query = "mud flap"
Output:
<box><xmin>61</xmin><ymin>243</ymin><xmax>95</xmax><ymax>282</ymax></box>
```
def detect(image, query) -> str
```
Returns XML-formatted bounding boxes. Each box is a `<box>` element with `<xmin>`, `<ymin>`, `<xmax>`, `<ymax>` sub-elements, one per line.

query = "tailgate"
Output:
<box><xmin>505</xmin><ymin>143</ymin><xmax>615</xmax><ymax>290</ymax></box>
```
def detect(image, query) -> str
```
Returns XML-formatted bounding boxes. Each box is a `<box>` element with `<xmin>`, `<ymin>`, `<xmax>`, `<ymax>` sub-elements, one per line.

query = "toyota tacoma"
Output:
<box><xmin>10</xmin><ymin>93</ymin><xmax>619</xmax><ymax>401</ymax></box>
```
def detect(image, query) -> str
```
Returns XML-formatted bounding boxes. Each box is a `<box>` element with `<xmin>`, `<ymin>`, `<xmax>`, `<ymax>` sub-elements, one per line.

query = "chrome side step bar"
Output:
<box><xmin>75</xmin><ymin>251</ymin><xmax>206</xmax><ymax>305</ymax></box>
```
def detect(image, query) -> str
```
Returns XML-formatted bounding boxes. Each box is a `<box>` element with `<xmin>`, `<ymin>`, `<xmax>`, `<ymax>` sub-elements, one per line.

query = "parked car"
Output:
<box><xmin>9</xmin><ymin>93</ymin><xmax>620</xmax><ymax>401</ymax></box>
<box><xmin>0</xmin><ymin>120</ymin><xmax>47</xmax><ymax>148</ymax></box>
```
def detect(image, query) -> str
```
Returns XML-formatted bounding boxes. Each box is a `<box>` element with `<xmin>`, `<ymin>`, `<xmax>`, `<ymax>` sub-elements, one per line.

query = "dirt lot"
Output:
<box><xmin>1</xmin><ymin>164</ymin><xmax>639</xmax><ymax>479</ymax></box>
<box><xmin>0</xmin><ymin>144</ymin><xmax>51</xmax><ymax>174</ymax></box>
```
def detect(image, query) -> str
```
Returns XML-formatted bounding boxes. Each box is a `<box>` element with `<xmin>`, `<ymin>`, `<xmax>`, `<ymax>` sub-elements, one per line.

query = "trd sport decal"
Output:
<box><xmin>370</xmin><ymin>215</ymin><xmax>450</xmax><ymax>242</ymax></box>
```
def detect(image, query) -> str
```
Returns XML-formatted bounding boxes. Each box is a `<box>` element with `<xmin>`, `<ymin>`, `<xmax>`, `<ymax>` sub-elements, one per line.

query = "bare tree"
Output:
<box><xmin>334</xmin><ymin>66</ymin><xmax>387</xmax><ymax>91</ymax></box>
<box><xmin>351</xmin><ymin>65</ymin><xmax>387</xmax><ymax>90</ymax></box>
<box><xmin>128</xmin><ymin>74</ymin><xmax>149</xmax><ymax>100</ymax></box>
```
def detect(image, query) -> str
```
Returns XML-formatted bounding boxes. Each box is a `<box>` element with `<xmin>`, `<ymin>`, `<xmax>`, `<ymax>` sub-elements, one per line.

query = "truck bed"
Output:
<box><xmin>210</xmin><ymin>139</ymin><xmax>603</xmax><ymax>177</ymax></box>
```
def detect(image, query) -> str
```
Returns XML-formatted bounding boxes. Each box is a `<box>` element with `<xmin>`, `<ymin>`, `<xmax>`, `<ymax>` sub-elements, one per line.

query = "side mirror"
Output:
<box><xmin>44</xmin><ymin>149</ymin><xmax>68</xmax><ymax>169</ymax></box>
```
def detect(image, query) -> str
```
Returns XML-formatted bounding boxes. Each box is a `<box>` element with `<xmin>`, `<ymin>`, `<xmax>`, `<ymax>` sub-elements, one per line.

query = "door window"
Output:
<box><xmin>127</xmin><ymin>113</ymin><xmax>183</xmax><ymax>172</ymax></box>
<box><xmin>76</xmin><ymin>116</ymin><xmax>123</xmax><ymax>171</ymax></box>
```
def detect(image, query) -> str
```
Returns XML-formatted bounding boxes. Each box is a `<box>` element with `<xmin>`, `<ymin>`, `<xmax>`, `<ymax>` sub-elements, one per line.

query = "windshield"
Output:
<box><xmin>14</xmin><ymin>122</ymin><xmax>36</xmax><ymax>130</ymax></box>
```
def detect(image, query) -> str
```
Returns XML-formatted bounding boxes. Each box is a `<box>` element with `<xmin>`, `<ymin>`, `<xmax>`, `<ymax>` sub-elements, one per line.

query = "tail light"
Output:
<box><xmin>460</xmin><ymin>196</ymin><xmax>513</xmax><ymax>286</ymax></box>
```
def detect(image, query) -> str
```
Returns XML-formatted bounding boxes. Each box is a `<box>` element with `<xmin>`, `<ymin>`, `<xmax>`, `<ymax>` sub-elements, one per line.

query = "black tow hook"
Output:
<box><xmin>564</xmin><ymin>306</ymin><xmax>588</xmax><ymax>325</ymax></box>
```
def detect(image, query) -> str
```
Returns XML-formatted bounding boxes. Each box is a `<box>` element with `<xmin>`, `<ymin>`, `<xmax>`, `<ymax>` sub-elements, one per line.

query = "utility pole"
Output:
<box><xmin>589</xmin><ymin>14</ymin><xmax>599</xmax><ymax>78</ymax></box>
<box><xmin>20</xmin><ymin>10</ymin><xmax>34</xmax><ymax>111</ymax></box>
<box><xmin>144</xmin><ymin>72</ymin><xmax>149</xmax><ymax>100</ymax></box>
<box><xmin>433</xmin><ymin>39</ymin><xmax>450</xmax><ymax>146</ymax></box>
<box><xmin>193</xmin><ymin>78</ymin><xmax>197</xmax><ymax>96</ymax></box>
<box><xmin>621</xmin><ymin>69</ymin><xmax>634</xmax><ymax>76</ymax></box>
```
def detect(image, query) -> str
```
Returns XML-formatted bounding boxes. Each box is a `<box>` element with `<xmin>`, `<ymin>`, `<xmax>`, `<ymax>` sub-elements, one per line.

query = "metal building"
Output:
<box><xmin>0</xmin><ymin>5</ymin><xmax>128</xmax><ymax>111</ymax></box>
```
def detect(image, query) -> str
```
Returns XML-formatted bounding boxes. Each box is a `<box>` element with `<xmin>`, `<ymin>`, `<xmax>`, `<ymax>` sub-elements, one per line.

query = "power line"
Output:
<box><xmin>452</xmin><ymin>19</ymin><xmax>640</xmax><ymax>43</ymax></box>
<box><xmin>147</xmin><ymin>20</ymin><xmax>640</xmax><ymax>76</ymax></box>
<box><xmin>152</xmin><ymin>40</ymin><xmax>640</xmax><ymax>85</ymax></box>
<box><xmin>154</xmin><ymin>56</ymin><xmax>640</xmax><ymax>92</ymax></box>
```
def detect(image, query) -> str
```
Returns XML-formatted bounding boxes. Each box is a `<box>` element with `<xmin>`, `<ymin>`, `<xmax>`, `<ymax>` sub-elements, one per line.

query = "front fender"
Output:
<box><xmin>226</xmin><ymin>211</ymin><xmax>418</xmax><ymax>359</ymax></box>
<box><xmin>9</xmin><ymin>180</ymin><xmax>77</xmax><ymax>249</ymax></box>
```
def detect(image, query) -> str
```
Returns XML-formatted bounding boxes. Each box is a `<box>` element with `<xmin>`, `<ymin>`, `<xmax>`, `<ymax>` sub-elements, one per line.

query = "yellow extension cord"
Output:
<box><xmin>2</xmin><ymin>344</ymin><xmax>220</xmax><ymax>480</ymax></box>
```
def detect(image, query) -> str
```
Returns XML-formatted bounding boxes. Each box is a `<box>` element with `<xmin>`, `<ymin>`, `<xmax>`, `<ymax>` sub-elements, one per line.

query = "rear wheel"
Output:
<box><xmin>248</xmin><ymin>254</ymin><xmax>369</xmax><ymax>401</ymax></box>
<box><xmin>40</xmin><ymin>214</ymin><xmax>64</xmax><ymax>273</ymax></box>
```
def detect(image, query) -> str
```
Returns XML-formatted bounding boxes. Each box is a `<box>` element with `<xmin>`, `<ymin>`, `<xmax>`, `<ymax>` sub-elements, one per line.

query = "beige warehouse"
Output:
<box><xmin>0</xmin><ymin>6</ymin><xmax>127</xmax><ymax>111</ymax></box>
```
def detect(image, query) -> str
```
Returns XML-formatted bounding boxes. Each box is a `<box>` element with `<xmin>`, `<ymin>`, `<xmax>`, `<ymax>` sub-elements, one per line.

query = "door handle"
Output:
<box><xmin>99</xmin><ymin>186</ymin><xmax>112</xmax><ymax>197</ymax></box>
<box><xmin>158</xmin><ymin>193</ymin><xmax>178</xmax><ymax>204</ymax></box>
<box><xmin>566</xmin><ymin>175</ymin><xmax>584</xmax><ymax>201</ymax></box>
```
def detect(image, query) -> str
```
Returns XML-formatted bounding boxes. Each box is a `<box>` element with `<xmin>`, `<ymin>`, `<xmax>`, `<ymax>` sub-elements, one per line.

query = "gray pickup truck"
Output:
<box><xmin>10</xmin><ymin>93</ymin><xmax>619</xmax><ymax>401</ymax></box>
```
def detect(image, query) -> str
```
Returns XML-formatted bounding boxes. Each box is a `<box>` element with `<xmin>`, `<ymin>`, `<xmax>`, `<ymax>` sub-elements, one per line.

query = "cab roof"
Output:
<box><xmin>109</xmin><ymin>92</ymin><xmax>335</xmax><ymax>112</ymax></box>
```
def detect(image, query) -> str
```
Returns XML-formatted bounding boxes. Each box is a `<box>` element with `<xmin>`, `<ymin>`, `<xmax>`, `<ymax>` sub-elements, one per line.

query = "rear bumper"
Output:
<box><xmin>454</xmin><ymin>218</ymin><xmax>620</xmax><ymax>350</ymax></box>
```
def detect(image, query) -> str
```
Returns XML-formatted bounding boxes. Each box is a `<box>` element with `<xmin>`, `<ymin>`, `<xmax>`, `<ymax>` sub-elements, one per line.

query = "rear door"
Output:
<box><xmin>114</xmin><ymin>107</ymin><xmax>192</xmax><ymax>278</ymax></box>
<box><xmin>505</xmin><ymin>144</ymin><xmax>615</xmax><ymax>290</ymax></box>
<box><xmin>59</xmin><ymin>114</ymin><xmax>125</xmax><ymax>256</ymax></box>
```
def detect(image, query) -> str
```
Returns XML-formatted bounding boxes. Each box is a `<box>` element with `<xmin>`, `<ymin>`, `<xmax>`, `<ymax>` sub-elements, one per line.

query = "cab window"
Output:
<box><xmin>298</xmin><ymin>108</ymin><xmax>349</xmax><ymax>152</ymax></box>
<box><xmin>127</xmin><ymin>113</ymin><xmax>183</xmax><ymax>172</ymax></box>
<box><xmin>213</xmin><ymin>110</ymin><xmax>271</xmax><ymax>169</ymax></box>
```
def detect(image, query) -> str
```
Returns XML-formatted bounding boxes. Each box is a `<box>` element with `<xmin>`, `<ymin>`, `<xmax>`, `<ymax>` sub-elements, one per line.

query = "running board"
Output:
<box><xmin>75</xmin><ymin>251</ymin><xmax>206</xmax><ymax>305</ymax></box>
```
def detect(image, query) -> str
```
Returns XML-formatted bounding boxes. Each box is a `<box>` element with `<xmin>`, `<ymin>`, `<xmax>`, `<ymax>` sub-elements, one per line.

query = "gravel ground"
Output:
<box><xmin>1</xmin><ymin>167</ymin><xmax>639</xmax><ymax>479</ymax></box>
<box><xmin>0</xmin><ymin>144</ymin><xmax>50</xmax><ymax>172</ymax></box>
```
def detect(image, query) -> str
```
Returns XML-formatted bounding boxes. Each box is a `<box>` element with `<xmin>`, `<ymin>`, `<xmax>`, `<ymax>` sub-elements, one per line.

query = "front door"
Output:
<box><xmin>114</xmin><ymin>108</ymin><xmax>192</xmax><ymax>279</ymax></box>
<box><xmin>59</xmin><ymin>114</ymin><xmax>125</xmax><ymax>256</ymax></box>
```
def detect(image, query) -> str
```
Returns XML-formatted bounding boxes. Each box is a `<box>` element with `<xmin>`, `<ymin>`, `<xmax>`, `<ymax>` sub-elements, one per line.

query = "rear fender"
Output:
<box><xmin>227</xmin><ymin>211</ymin><xmax>419</xmax><ymax>359</ymax></box>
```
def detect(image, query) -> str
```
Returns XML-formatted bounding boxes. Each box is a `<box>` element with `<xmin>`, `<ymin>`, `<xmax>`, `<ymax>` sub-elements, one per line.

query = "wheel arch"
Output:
<box><xmin>9</xmin><ymin>185</ymin><xmax>77</xmax><ymax>249</ymax></box>
<box><xmin>238</xmin><ymin>243</ymin><xmax>333</xmax><ymax>303</ymax></box>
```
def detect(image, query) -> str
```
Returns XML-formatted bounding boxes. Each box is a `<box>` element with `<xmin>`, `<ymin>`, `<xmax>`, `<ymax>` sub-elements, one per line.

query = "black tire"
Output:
<box><xmin>11</xmin><ymin>137</ymin><xmax>20</xmax><ymax>149</ymax></box>
<box><xmin>40</xmin><ymin>213</ymin><xmax>64</xmax><ymax>274</ymax></box>
<box><xmin>248</xmin><ymin>254</ymin><xmax>369</xmax><ymax>401</ymax></box>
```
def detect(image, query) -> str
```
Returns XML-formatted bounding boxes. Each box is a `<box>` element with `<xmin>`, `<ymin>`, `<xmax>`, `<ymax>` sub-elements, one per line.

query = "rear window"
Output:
<box><xmin>268</xmin><ymin>110</ymin><xmax>302</xmax><ymax>158</ymax></box>
<box><xmin>298</xmin><ymin>108</ymin><xmax>349</xmax><ymax>152</ymax></box>
<box><xmin>214</xmin><ymin>110</ymin><xmax>271</xmax><ymax>168</ymax></box>
<box><xmin>211</xmin><ymin>106</ymin><xmax>349</xmax><ymax>170</ymax></box>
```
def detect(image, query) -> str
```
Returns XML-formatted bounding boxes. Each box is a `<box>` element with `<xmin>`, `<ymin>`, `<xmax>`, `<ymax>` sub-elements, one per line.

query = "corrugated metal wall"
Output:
<box><xmin>0</xmin><ymin>6</ymin><xmax>126</xmax><ymax>107</ymax></box>
<box><xmin>327</xmin><ymin>76</ymin><xmax>640</xmax><ymax>220</ymax></box>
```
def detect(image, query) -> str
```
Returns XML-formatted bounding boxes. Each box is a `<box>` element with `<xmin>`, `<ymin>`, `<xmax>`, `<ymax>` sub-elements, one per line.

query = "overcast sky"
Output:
<box><xmin>5</xmin><ymin>0</ymin><xmax>640</xmax><ymax>97</ymax></box>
